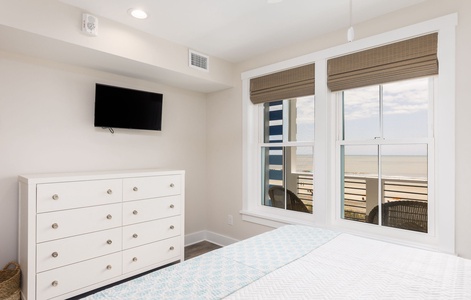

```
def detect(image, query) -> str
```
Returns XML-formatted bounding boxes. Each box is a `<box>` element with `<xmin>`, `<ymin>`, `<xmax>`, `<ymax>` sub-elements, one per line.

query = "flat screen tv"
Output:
<box><xmin>94</xmin><ymin>84</ymin><xmax>163</xmax><ymax>131</ymax></box>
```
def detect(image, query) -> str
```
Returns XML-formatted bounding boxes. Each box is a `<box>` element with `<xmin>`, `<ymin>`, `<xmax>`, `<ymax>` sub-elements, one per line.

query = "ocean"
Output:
<box><xmin>295</xmin><ymin>155</ymin><xmax>427</xmax><ymax>180</ymax></box>
<box><xmin>344</xmin><ymin>155</ymin><xmax>427</xmax><ymax>180</ymax></box>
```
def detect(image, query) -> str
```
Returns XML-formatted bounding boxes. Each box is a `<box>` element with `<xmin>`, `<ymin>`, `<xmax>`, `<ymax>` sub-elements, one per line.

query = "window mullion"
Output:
<box><xmin>282</xmin><ymin>100</ymin><xmax>290</xmax><ymax>142</ymax></box>
<box><xmin>428</xmin><ymin>77</ymin><xmax>435</xmax><ymax>138</ymax></box>
<box><xmin>377</xmin><ymin>145</ymin><xmax>382</xmax><ymax>227</ymax></box>
<box><xmin>378</xmin><ymin>85</ymin><xmax>383</xmax><ymax>227</ymax></box>
<box><xmin>379</xmin><ymin>85</ymin><xmax>384</xmax><ymax>139</ymax></box>
<box><xmin>283</xmin><ymin>147</ymin><xmax>287</xmax><ymax>210</ymax></box>
<box><xmin>341</xmin><ymin>92</ymin><xmax>346</xmax><ymax>141</ymax></box>
<box><xmin>338</xmin><ymin>138</ymin><xmax>432</xmax><ymax>146</ymax></box>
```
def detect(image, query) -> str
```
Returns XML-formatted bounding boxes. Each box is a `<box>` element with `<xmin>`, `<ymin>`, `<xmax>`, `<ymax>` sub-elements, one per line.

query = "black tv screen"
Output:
<box><xmin>94</xmin><ymin>84</ymin><xmax>163</xmax><ymax>131</ymax></box>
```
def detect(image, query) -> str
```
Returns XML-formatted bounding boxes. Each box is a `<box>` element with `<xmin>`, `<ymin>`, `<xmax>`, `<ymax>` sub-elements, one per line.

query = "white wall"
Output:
<box><xmin>1</xmin><ymin>0</ymin><xmax>470</xmax><ymax>267</ymax></box>
<box><xmin>205</xmin><ymin>0</ymin><xmax>471</xmax><ymax>258</ymax></box>
<box><xmin>0</xmin><ymin>0</ymin><xmax>234</xmax><ymax>93</ymax></box>
<box><xmin>0</xmin><ymin>51</ymin><xmax>209</xmax><ymax>266</ymax></box>
<box><xmin>206</xmin><ymin>86</ymin><xmax>272</xmax><ymax>240</ymax></box>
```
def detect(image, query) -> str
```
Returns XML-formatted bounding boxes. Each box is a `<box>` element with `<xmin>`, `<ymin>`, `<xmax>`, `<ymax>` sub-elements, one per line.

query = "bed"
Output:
<box><xmin>81</xmin><ymin>225</ymin><xmax>471</xmax><ymax>299</ymax></box>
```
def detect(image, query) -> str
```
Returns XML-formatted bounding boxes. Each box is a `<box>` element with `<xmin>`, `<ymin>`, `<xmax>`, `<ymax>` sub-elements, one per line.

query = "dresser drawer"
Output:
<box><xmin>122</xmin><ymin>195</ymin><xmax>181</xmax><ymax>225</ymax></box>
<box><xmin>36</xmin><ymin>228</ymin><xmax>122</xmax><ymax>272</ymax></box>
<box><xmin>122</xmin><ymin>236</ymin><xmax>181</xmax><ymax>274</ymax></box>
<box><xmin>37</xmin><ymin>179</ymin><xmax>121</xmax><ymax>213</ymax></box>
<box><xmin>123</xmin><ymin>175</ymin><xmax>182</xmax><ymax>201</ymax></box>
<box><xmin>122</xmin><ymin>216</ymin><xmax>181</xmax><ymax>250</ymax></box>
<box><xmin>36</xmin><ymin>252</ymin><xmax>122</xmax><ymax>300</ymax></box>
<box><xmin>37</xmin><ymin>204</ymin><xmax>122</xmax><ymax>243</ymax></box>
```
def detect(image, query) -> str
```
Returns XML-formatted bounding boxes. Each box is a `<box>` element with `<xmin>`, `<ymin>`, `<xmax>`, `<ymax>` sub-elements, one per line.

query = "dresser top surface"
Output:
<box><xmin>18</xmin><ymin>169</ymin><xmax>185</xmax><ymax>184</ymax></box>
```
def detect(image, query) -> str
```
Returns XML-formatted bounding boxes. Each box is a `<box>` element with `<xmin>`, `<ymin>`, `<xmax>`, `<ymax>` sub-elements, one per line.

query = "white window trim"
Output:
<box><xmin>334</xmin><ymin>79</ymin><xmax>437</xmax><ymax>246</ymax></box>
<box><xmin>241</xmin><ymin>13</ymin><xmax>457</xmax><ymax>253</ymax></box>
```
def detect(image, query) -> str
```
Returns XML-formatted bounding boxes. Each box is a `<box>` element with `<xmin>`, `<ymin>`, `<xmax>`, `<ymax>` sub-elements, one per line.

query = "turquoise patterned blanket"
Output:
<box><xmin>82</xmin><ymin>225</ymin><xmax>339</xmax><ymax>299</ymax></box>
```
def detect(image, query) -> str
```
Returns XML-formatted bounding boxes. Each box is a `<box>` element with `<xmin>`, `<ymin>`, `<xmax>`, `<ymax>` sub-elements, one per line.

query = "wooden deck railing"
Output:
<box><xmin>296</xmin><ymin>174</ymin><xmax>313</xmax><ymax>212</ymax></box>
<box><xmin>343</xmin><ymin>176</ymin><xmax>428</xmax><ymax>222</ymax></box>
<box><xmin>293</xmin><ymin>174</ymin><xmax>428</xmax><ymax>220</ymax></box>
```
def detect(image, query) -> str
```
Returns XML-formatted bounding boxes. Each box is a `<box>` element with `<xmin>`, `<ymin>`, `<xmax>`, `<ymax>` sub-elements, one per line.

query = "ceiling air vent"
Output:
<box><xmin>189</xmin><ymin>50</ymin><xmax>209</xmax><ymax>72</ymax></box>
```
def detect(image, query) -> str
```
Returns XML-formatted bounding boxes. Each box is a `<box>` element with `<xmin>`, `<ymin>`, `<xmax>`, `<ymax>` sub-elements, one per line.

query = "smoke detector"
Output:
<box><xmin>82</xmin><ymin>14</ymin><xmax>98</xmax><ymax>36</ymax></box>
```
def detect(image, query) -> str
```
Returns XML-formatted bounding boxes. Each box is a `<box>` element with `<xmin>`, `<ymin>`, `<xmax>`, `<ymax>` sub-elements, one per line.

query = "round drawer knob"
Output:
<box><xmin>107</xmin><ymin>240</ymin><xmax>113</xmax><ymax>245</ymax></box>
<box><xmin>106</xmin><ymin>265</ymin><xmax>112</xmax><ymax>270</ymax></box>
<box><xmin>132</xmin><ymin>257</ymin><xmax>138</xmax><ymax>262</ymax></box>
<box><xmin>133</xmin><ymin>187</ymin><xmax>138</xmax><ymax>192</ymax></box>
<box><xmin>169</xmin><ymin>246</ymin><xmax>175</xmax><ymax>251</ymax></box>
<box><xmin>133</xmin><ymin>210</ymin><xmax>138</xmax><ymax>215</ymax></box>
<box><xmin>107</xmin><ymin>189</ymin><xmax>113</xmax><ymax>195</ymax></box>
<box><xmin>106</xmin><ymin>214</ymin><xmax>112</xmax><ymax>220</ymax></box>
<box><xmin>170</xmin><ymin>225</ymin><xmax>175</xmax><ymax>230</ymax></box>
<box><xmin>51</xmin><ymin>252</ymin><xmax>58</xmax><ymax>258</ymax></box>
<box><xmin>51</xmin><ymin>223</ymin><xmax>59</xmax><ymax>229</ymax></box>
<box><xmin>170</xmin><ymin>183</ymin><xmax>175</xmax><ymax>188</ymax></box>
<box><xmin>170</xmin><ymin>204</ymin><xmax>175</xmax><ymax>209</ymax></box>
<box><xmin>132</xmin><ymin>233</ymin><xmax>138</xmax><ymax>238</ymax></box>
<box><xmin>51</xmin><ymin>281</ymin><xmax>58</xmax><ymax>287</ymax></box>
<box><xmin>52</xmin><ymin>194</ymin><xmax>59</xmax><ymax>200</ymax></box>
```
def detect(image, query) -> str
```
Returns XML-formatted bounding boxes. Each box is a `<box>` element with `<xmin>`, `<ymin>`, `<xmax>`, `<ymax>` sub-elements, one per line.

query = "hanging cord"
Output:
<box><xmin>347</xmin><ymin>0</ymin><xmax>354</xmax><ymax>42</ymax></box>
<box><xmin>349</xmin><ymin>0</ymin><xmax>353</xmax><ymax>27</ymax></box>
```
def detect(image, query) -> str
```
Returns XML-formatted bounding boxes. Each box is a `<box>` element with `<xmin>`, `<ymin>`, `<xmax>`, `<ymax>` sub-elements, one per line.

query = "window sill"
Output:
<box><xmin>240</xmin><ymin>209</ymin><xmax>315</xmax><ymax>228</ymax></box>
<box><xmin>240</xmin><ymin>209</ymin><xmax>451</xmax><ymax>254</ymax></box>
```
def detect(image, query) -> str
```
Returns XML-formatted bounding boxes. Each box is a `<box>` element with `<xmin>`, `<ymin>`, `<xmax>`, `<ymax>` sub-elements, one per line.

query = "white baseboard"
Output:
<box><xmin>185</xmin><ymin>230</ymin><xmax>239</xmax><ymax>247</ymax></box>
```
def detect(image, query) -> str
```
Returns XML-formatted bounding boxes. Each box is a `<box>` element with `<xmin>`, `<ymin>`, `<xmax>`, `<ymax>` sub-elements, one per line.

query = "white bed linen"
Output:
<box><xmin>82</xmin><ymin>225</ymin><xmax>339</xmax><ymax>299</ymax></box>
<box><xmin>81</xmin><ymin>225</ymin><xmax>471</xmax><ymax>299</ymax></box>
<box><xmin>226</xmin><ymin>234</ymin><xmax>471</xmax><ymax>299</ymax></box>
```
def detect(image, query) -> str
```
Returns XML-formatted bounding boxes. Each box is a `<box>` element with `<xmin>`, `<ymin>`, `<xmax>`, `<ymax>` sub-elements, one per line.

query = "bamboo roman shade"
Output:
<box><xmin>327</xmin><ymin>33</ymin><xmax>438</xmax><ymax>92</ymax></box>
<box><xmin>250</xmin><ymin>64</ymin><xmax>315</xmax><ymax>104</ymax></box>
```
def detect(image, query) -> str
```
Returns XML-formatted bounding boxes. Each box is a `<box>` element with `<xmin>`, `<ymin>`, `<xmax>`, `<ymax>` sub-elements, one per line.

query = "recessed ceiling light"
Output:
<box><xmin>128</xmin><ymin>8</ymin><xmax>148</xmax><ymax>19</ymax></box>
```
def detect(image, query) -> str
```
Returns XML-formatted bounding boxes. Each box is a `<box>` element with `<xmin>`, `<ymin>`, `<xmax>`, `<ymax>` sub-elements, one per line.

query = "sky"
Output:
<box><xmin>343</xmin><ymin>77</ymin><xmax>429</xmax><ymax>141</ymax></box>
<box><xmin>293</xmin><ymin>77</ymin><xmax>430</xmax><ymax>144</ymax></box>
<box><xmin>267</xmin><ymin>77</ymin><xmax>431</xmax><ymax>175</ymax></box>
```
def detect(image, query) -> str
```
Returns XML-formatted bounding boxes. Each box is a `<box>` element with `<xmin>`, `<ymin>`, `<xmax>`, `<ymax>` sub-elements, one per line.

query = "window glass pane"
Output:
<box><xmin>262</xmin><ymin>146</ymin><xmax>313</xmax><ymax>214</ymax></box>
<box><xmin>263</xmin><ymin>96</ymin><xmax>314</xmax><ymax>143</ymax></box>
<box><xmin>342</xmin><ymin>86</ymin><xmax>380</xmax><ymax>140</ymax></box>
<box><xmin>342</xmin><ymin>145</ymin><xmax>378</xmax><ymax>223</ymax></box>
<box><xmin>293</xmin><ymin>146</ymin><xmax>313</xmax><ymax>173</ymax></box>
<box><xmin>288</xmin><ymin>146</ymin><xmax>313</xmax><ymax>213</ymax></box>
<box><xmin>261</xmin><ymin>146</ymin><xmax>283</xmax><ymax>206</ymax></box>
<box><xmin>263</xmin><ymin>101</ymin><xmax>283</xmax><ymax>143</ymax></box>
<box><xmin>383</xmin><ymin>78</ymin><xmax>429</xmax><ymax>139</ymax></box>
<box><xmin>262</xmin><ymin>146</ymin><xmax>283</xmax><ymax>207</ymax></box>
<box><xmin>289</xmin><ymin>96</ymin><xmax>315</xmax><ymax>142</ymax></box>
<box><xmin>380</xmin><ymin>145</ymin><xmax>428</xmax><ymax>233</ymax></box>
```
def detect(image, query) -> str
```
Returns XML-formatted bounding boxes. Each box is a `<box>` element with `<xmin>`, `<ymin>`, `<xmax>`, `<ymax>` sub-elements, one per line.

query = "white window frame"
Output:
<box><xmin>241</xmin><ymin>14</ymin><xmax>456</xmax><ymax>253</ymax></box>
<box><xmin>334</xmin><ymin>78</ymin><xmax>436</xmax><ymax>241</ymax></box>
<box><xmin>260</xmin><ymin>98</ymin><xmax>315</xmax><ymax>218</ymax></box>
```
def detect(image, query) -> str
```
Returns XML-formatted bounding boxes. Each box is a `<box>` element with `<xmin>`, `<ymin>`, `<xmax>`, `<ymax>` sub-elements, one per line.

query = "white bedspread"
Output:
<box><xmin>82</xmin><ymin>225</ymin><xmax>339</xmax><ymax>299</ymax></box>
<box><xmin>82</xmin><ymin>225</ymin><xmax>471</xmax><ymax>299</ymax></box>
<box><xmin>226</xmin><ymin>234</ymin><xmax>471</xmax><ymax>299</ymax></box>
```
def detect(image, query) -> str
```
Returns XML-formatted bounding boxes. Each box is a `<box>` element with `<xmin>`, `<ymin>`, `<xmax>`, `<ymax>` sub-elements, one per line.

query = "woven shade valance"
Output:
<box><xmin>327</xmin><ymin>33</ymin><xmax>438</xmax><ymax>92</ymax></box>
<box><xmin>250</xmin><ymin>64</ymin><xmax>315</xmax><ymax>104</ymax></box>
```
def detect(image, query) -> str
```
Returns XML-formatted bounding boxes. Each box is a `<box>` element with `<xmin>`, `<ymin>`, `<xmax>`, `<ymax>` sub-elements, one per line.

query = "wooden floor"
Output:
<box><xmin>185</xmin><ymin>241</ymin><xmax>221</xmax><ymax>260</ymax></box>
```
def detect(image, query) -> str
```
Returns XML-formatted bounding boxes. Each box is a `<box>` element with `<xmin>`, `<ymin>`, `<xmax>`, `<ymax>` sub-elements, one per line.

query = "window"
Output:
<box><xmin>242</xmin><ymin>64</ymin><xmax>316</xmax><ymax>225</ymax></box>
<box><xmin>327</xmin><ymin>33</ymin><xmax>438</xmax><ymax>235</ymax></box>
<box><xmin>242</xmin><ymin>14</ymin><xmax>456</xmax><ymax>252</ymax></box>
<box><xmin>261</xmin><ymin>97</ymin><xmax>314</xmax><ymax>214</ymax></box>
<box><xmin>337</xmin><ymin>77</ymin><xmax>433</xmax><ymax>232</ymax></box>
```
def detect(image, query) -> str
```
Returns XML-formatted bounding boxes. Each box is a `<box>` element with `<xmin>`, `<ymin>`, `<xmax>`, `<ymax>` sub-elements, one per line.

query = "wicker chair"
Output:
<box><xmin>367</xmin><ymin>200</ymin><xmax>428</xmax><ymax>233</ymax></box>
<box><xmin>268</xmin><ymin>186</ymin><xmax>310</xmax><ymax>213</ymax></box>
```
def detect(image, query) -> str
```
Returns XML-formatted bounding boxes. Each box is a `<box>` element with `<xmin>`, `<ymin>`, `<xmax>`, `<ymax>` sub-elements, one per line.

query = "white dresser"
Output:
<box><xmin>18</xmin><ymin>169</ymin><xmax>185</xmax><ymax>300</ymax></box>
